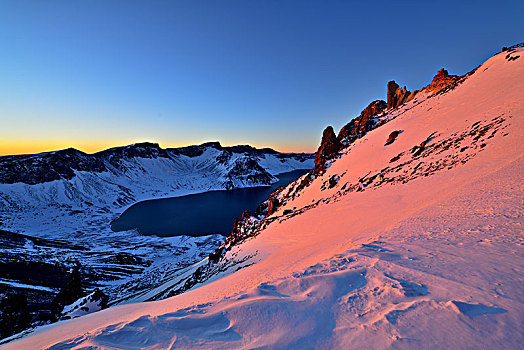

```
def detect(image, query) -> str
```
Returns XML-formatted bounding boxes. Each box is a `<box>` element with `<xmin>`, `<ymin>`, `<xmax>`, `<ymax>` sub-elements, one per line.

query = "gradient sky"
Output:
<box><xmin>1</xmin><ymin>1</ymin><xmax>523</xmax><ymax>155</ymax></box>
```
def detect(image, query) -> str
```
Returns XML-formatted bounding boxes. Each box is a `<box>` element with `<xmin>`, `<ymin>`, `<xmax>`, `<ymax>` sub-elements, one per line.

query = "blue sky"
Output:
<box><xmin>1</xmin><ymin>0</ymin><xmax>523</xmax><ymax>154</ymax></box>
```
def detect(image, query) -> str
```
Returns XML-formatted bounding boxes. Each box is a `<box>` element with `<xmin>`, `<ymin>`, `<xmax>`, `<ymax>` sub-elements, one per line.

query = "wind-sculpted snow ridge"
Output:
<box><xmin>4</xmin><ymin>45</ymin><xmax>524</xmax><ymax>349</ymax></box>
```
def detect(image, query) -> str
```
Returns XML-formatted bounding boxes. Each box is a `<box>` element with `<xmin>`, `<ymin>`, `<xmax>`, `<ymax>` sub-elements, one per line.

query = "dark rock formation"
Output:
<box><xmin>0</xmin><ymin>292</ymin><xmax>31</xmax><ymax>339</ymax></box>
<box><xmin>314</xmin><ymin>126</ymin><xmax>341</xmax><ymax>175</ymax></box>
<box><xmin>90</xmin><ymin>288</ymin><xmax>109</xmax><ymax>310</ymax></box>
<box><xmin>385</xmin><ymin>130</ymin><xmax>400</xmax><ymax>145</ymax></box>
<box><xmin>295</xmin><ymin>126</ymin><xmax>342</xmax><ymax>193</ymax></box>
<box><xmin>338</xmin><ymin>100</ymin><xmax>387</xmax><ymax>143</ymax></box>
<box><xmin>50</xmin><ymin>264</ymin><xmax>83</xmax><ymax>318</ymax></box>
<box><xmin>424</xmin><ymin>68</ymin><xmax>460</xmax><ymax>95</ymax></box>
<box><xmin>266</xmin><ymin>195</ymin><xmax>280</xmax><ymax>216</ymax></box>
<box><xmin>208</xmin><ymin>246</ymin><xmax>224</xmax><ymax>265</ymax></box>
<box><xmin>224</xmin><ymin>157</ymin><xmax>275</xmax><ymax>187</ymax></box>
<box><xmin>0</xmin><ymin>148</ymin><xmax>107</xmax><ymax>185</ymax></box>
<box><xmin>387</xmin><ymin>81</ymin><xmax>414</xmax><ymax>109</ymax></box>
<box><xmin>58</xmin><ymin>288</ymin><xmax>109</xmax><ymax>320</ymax></box>
<box><xmin>502</xmin><ymin>42</ymin><xmax>524</xmax><ymax>52</ymax></box>
<box><xmin>328</xmin><ymin>175</ymin><xmax>339</xmax><ymax>188</ymax></box>
<box><xmin>411</xmin><ymin>132</ymin><xmax>437</xmax><ymax>158</ymax></box>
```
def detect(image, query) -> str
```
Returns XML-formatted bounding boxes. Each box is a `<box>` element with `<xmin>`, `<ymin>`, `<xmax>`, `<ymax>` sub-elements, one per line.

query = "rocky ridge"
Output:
<box><xmin>200</xmin><ymin>61</ymin><xmax>479</xmax><ymax>271</ymax></box>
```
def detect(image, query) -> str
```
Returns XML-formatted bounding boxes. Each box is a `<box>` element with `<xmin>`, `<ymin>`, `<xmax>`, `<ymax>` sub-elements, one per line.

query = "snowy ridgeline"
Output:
<box><xmin>4</xmin><ymin>45</ymin><xmax>523</xmax><ymax>349</ymax></box>
<box><xmin>0</xmin><ymin>142</ymin><xmax>313</xmax><ymax>211</ymax></box>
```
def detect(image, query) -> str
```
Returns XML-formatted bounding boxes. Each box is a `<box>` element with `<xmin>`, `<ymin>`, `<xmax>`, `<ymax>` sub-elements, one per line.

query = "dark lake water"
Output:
<box><xmin>111</xmin><ymin>169</ymin><xmax>308</xmax><ymax>237</ymax></box>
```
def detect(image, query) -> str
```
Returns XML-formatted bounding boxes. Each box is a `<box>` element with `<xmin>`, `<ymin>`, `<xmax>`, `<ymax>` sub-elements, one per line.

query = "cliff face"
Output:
<box><xmin>423</xmin><ymin>68</ymin><xmax>460</xmax><ymax>95</ymax></box>
<box><xmin>387</xmin><ymin>80</ymin><xmax>416</xmax><ymax>110</ymax></box>
<box><xmin>313</xmin><ymin>126</ymin><xmax>342</xmax><ymax>175</ymax></box>
<box><xmin>337</xmin><ymin>100</ymin><xmax>387</xmax><ymax>144</ymax></box>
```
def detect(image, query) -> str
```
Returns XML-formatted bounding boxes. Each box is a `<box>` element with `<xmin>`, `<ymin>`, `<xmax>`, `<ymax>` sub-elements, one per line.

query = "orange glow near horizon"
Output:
<box><xmin>0</xmin><ymin>140</ymin><xmax>315</xmax><ymax>156</ymax></box>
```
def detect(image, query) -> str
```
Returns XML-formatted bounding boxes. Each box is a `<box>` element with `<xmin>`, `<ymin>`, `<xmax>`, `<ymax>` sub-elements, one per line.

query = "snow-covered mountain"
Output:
<box><xmin>0</xmin><ymin>142</ymin><xmax>313</xmax><ymax>340</ymax></box>
<box><xmin>0</xmin><ymin>141</ymin><xmax>312</xmax><ymax>212</ymax></box>
<box><xmin>3</xmin><ymin>44</ymin><xmax>524</xmax><ymax>348</ymax></box>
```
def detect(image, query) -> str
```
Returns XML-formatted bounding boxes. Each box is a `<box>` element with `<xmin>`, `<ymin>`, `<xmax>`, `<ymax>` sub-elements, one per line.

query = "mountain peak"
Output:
<box><xmin>423</xmin><ymin>67</ymin><xmax>460</xmax><ymax>95</ymax></box>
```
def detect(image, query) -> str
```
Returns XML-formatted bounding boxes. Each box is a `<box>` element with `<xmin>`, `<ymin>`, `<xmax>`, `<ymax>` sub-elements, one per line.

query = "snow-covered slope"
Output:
<box><xmin>4</xmin><ymin>46</ymin><xmax>524</xmax><ymax>349</ymax></box>
<box><xmin>0</xmin><ymin>142</ymin><xmax>313</xmax><ymax>338</ymax></box>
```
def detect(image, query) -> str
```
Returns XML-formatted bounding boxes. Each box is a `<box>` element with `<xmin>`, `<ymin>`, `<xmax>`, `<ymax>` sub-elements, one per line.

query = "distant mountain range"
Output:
<box><xmin>0</xmin><ymin>141</ymin><xmax>313</xmax><ymax>224</ymax></box>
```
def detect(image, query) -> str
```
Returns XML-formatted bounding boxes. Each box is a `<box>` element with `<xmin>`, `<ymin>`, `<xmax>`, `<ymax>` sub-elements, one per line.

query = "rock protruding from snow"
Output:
<box><xmin>385</xmin><ymin>130</ymin><xmax>400</xmax><ymax>145</ymax></box>
<box><xmin>314</xmin><ymin>126</ymin><xmax>341</xmax><ymax>175</ymax></box>
<box><xmin>423</xmin><ymin>68</ymin><xmax>460</xmax><ymax>95</ymax></box>
<box><xmin>387</xmin><ymin>80</ymin><xmax>414</xmax><ymax>109</ymax></box>
<box><xmin>294</xmin><ymin>126</ymin><xmax>342</xmax><ymax>193</ymax></box>
<box><xmin>337</xmin><ymin>100</ymin><xmax>387</xmax><ymax>143</ymax></box>
<box><xmin>50</xmin><ymin>264</ymin><xmax>83</xmax><ymax>318</ymax></box>
<box><xmin>59</xmin><ymin>288</ymin><xmax>108</xmax><ymax>320</ymax></box>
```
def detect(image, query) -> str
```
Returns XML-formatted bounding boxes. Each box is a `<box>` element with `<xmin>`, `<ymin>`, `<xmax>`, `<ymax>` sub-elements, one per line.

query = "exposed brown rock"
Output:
<box><xmin>314</xmin><ymin>126</ymin><xmax>341</xmax><ymax>174</ymax></box>
<box><xmin>266</xmin><ymin>196</ymin><xmax>279</xmax><ymax>216</ymax></box>
<box><xmin>424</xmin><ymin>68</ymin><xmax>460</xmax><ymax>95</ymax></box>
<box><xmin>240</xmin><ymin>210</ymin><xmax>251</xmax><ymax>221</ymax></box>
<box><xmin>337</xmin><ymin>100</ymin><xmax>387</xmax><ymax>142</ymax></box>
<box><xmin>385</xmin><ymin>130</ymin><xmax>400</xmax><ymax>145</ymax></box>
<box><xmin>295</xmin><ymin>126</ymin><xmax>342</xmax><ymax>193</ymax></box>
<box><xmin>387</xmin><ymin>81</ymin><xmax>413</xmax><ymax>109</ymax></box>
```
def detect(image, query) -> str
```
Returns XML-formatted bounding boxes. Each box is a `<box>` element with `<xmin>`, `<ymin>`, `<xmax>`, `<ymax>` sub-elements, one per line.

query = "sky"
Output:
<box><xmin>1</xmin><ymin>0</ymin><xmax>523</xmax><ymax>155</ymax></box>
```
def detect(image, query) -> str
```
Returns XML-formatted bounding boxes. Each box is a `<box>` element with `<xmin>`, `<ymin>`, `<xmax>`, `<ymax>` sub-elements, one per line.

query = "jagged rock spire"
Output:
<box><xmin>314</xmin><ymin>126</ymin><xmax>341</xmax><ymax>175</ymax></box>
<box><xmin>387</xmin><ymin>80</ymin><xmax>413</xmax><ymax>110</ymax></box>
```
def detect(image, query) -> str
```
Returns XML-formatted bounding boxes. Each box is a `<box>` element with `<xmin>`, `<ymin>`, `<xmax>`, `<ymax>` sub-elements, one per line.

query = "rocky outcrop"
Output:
<box><xmin>59</xmin><ymin>288</ymin><xmax>109</xmax><ymax>320</ymax></box>
<box><xmin>0</xmin><ymin>292</ymin><xmax>31</xmax><ymax>340</ymax></box>
<box><xmin>385</xmin><ymin>130</ymin><xmax>400</xmax><ymax>145</ymax></box>
<box><xmin>387</xmin><ymin>81</ymin><xmax>414</xmax><ymax>110</ymax></box>
<box><xmin>50</xmin><ymin>264</ymin><xmax>83</xmax><ymax>318</ymax></box>
<box><xmin>314</xmin><ymin>126</ymin><xmax>342</xmax><ymax>175</ymax></box>
<box><xmin>254</xmin><ymin>185</ymin><xmax>286</xmax><ymax>218</ymax></box>
<box><xmin>423</xmin><ymin>68</ymin><xmax>460</xmax><ymax>96</ymax></box>
<box><xmin>337</xmin><ymin>100</ymin><xmax>387</xmax><ymax>143</ymax></box>
<box><xmin>266</xmin><ymin>195</ymin><xmax>280</xmax><ymax>216</ymax></box>
<box><xmin>295</xmin><ymin>126</ymin><xmax>342</xmax><ymax>193</ymax></box>
<box><xmin>224</xmin><ymin>157</ymin><xmax>275</xmax><ymax>189</ymax></box>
